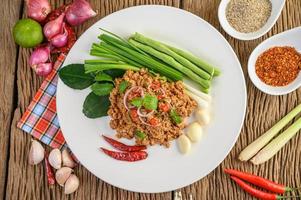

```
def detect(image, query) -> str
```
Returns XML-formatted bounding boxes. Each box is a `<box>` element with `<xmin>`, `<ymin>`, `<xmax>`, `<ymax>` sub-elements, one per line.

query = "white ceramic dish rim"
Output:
<box><xmin>218</xmin><ymin>0</ymin><xmax>286</xmax><ymax>41</ymax></box>
<box><xmin>56</xmin><ymin>5</ymin><xmax>247</xmax><ymax>193</ymax></box>
<box><xmin>248</xmin><ymin>27</ymin><xmax>301</xmax><ymax>95</ymax></box>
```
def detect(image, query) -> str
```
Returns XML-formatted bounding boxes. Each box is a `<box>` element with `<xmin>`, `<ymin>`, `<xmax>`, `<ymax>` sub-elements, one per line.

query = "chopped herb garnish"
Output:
<box><xmin>135</xmin><ymin>130</ymin><xmax>146</xmax><ymax>139</ymax></box>
<box><xmin>119</xmin><ymin>81</ymin><xmax>129</xmax><ymax>93</ymax></box>
<box><xmin>131</xmin><ymin>98</ymin><xmax>143</xmax><ymax>107</ymax></box>
<box><xmin>169</xmin><ymin>109</ymin><xmax>182</xmax><ymax>124</ymax></box>
<box><xmin>142</xmin><ymin>94</ymin><xmax>158</xmax><ymax>110</ymax></box>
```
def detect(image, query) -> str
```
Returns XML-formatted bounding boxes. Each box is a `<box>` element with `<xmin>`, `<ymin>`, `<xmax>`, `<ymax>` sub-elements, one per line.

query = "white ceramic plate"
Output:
<box><xmin>56</xmin><ymin>5</ymin><xmax>247</xmax><ymax>193</ymax></box>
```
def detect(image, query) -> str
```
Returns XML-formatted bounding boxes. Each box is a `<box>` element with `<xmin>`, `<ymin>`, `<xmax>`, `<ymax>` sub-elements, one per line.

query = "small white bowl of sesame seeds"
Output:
<box><xmin>218</xmin><ymin>0</ymin><xmax>286</xmax><ymax>41</ymax></box>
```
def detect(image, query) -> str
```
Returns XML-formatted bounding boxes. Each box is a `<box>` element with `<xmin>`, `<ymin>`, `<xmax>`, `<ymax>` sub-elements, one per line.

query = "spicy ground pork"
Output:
<box><xmin>108</xmin><ymin>69</ymin><xmax>197</xmax><ymax>147</ymax></box>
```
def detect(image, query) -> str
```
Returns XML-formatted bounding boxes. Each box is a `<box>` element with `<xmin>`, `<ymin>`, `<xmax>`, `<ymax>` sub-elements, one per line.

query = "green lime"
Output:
<box><xmin>13</xmin><ymin>18</ymin><xmax>43</xmax><ymax>48</ymax></box>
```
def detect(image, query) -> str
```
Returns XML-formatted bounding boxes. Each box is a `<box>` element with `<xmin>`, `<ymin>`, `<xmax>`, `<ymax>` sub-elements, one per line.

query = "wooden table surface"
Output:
<box><xmin>1</xmin><ymin>0</ymin><xmax>301</xmax><ymax>199</ymax></box>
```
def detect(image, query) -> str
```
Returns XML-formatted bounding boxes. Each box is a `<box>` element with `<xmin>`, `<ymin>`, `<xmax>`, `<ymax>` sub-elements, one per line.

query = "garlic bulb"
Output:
<box><xmin>62</xmin><ymin>149</ymin><xmax>76</xmax><ymax>168</ymax></box>
<box><xmin>28</xmin><ymin>140</ymin><xmax>45</xmax><ymax>165</ymax></box>
<box><xmin>55</xmin><ymin>167</ymin><xmax>73</xmax><ymax>186</ymax></box>
<box><xmin>48</xmin><ymin>148</ymin><xmax>62</xmax><ymax>169</ymax></box>
<box><xmin>64</xmin><ymin>174</ymin><xmax>79</xmax><ymax>194</ymax></box>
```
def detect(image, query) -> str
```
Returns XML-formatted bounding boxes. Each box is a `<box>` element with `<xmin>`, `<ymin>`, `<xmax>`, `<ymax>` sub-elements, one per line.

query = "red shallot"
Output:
<box><xmin>34</xmin><ymin>63</ymin><xmax>53</xmax><ymax>76</ymax></box>
<box><xmin>65</xmin><ymin>0</ymin><xmax>97</xmax><ymax>26</ymax></box>
<box><xmin>43</xmin><ymin>13</ymin><xmax>65</xmax><ymax>40</ymax></box>
<box><xmin>26</xmin><ymin>0</ymin><xmax>51</xmax><ymax>22</ymax></box>
<box><xmin>50</xmin><ymin>23</ymin><xmax>68</xmax><ymax>47</ymax></box>
<box><xmin>29</xmin><ymin>45</ymin><xmax>51</xmax><ymax>67</ymax></box>
<box><xmin>137</xmin><ymin>107</ymin><xmax>154</xmax><ymax>117</ymax></box>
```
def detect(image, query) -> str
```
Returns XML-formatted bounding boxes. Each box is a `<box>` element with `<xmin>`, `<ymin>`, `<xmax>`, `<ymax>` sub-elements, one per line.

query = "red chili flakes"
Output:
<box><xmin>255</xmin><ymin>46</ymin><xmax>301</xmax><ymax>86</ymax></box>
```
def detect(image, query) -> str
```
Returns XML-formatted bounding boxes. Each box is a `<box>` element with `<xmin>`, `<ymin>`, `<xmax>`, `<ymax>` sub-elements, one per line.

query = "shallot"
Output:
<box><xmin>43</xmin><ymin>13</ymin><xmax>65</xmax><ymax>40</ymax></box>
<box><xmin>65</xmin><ymin>0</ymin><xmax>97</xmax><ymax>26</ymax></box>
<box><xmin>28</xmin><ymin>140</ymin><xmax>45</xmax><ymax>165</ymax></box>
<box><xmin>48</xmin><ymin>148</ymin><xmax>62</xmax><ymax>169</ymax></box>
<box><xmin>26</xmin><ymin>0</ymin><xmax>51</xmax><ymax>22</ymax></box>
<box><xmin>50</xmin><ymin>23</ymin><xmax>68</xmax><ymax>48</ymax></box>
<box><xmin>55</xmin><ymin>167</ymin><xmax>72</xmax><ymax>186</ymax></box>
<box><xmin>34</xmin><ymin>63</ymin><xmax>53</xmax><ymax>76</ymax></box>
<box><xmin>62</xmin><ymin>149</ymin><xmax>76</xmax><ymax>168</ymax></box>
<box><xmin>29</xmin><ymin>45</ymin><xmax>51</xmax><ymax>67</ymax></box>
<box><xmin>64</xmin><ymin>174</ymin><xmax>80</xmax><ymax>194</ymax></box>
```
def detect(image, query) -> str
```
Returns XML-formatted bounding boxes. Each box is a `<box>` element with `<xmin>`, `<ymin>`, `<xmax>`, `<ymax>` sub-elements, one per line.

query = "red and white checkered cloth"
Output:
<box><xmin>17</xmin><ymin>54</ymin><xmax>67</xmax><ymax>149</ymax></box>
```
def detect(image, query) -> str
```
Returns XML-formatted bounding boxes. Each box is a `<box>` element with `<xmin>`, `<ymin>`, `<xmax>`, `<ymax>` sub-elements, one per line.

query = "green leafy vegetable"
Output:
<box><xmin>91</xmin><ymin>83</ymin><xmax>114</xmax><ymax>96</ymax></box>
<box><xmin>131</xmin><ymin>98</ymin><xmax>143</xmax><ymax>107</ymax></box>
<box><xmin>95</xmin><ymin>72</ymin><xmax>113</xmax><ymax>82</ymax></box>
<box><xmin>103</xmin><ymin>69</ymin><xmax>125</xmax><ymax>78</ymax></box>
<box><xmin>119</xmin><ymin>81</ymin><xmax>129</xmax><ymax>93</ymax></box>
<box><xmin>142</xmin><ymin>94</ymin><xmax>158</xmax><ymax>110</ymax></box>
<box><xmin>135</xmin><ymin>130</ymin><xmax>146</xmax><ymax>139</ymax></box>
<box><xmin>169</xmin><ymin>109</ymin><xmax>182</xmax><ymax>124</ymax></box>
<box><xmin>59</xmin><ymin>64</ymin><xmax>94</xmax><ymax>89</ymax></box>
<box><xmin>83</xmin><ymin>92</ymin><xmax>110</xmax><ymax>118</ymax></box>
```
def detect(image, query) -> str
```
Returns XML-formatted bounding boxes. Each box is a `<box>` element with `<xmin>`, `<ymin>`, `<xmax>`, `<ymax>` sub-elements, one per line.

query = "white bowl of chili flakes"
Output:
<box><xmin>248</xmin><ymin>27</ymin><xmax>301</xmax><ymax>95</ymax></box>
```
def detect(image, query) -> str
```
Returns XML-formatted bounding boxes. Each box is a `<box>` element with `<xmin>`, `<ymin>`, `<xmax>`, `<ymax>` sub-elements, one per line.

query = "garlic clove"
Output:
<box><xmin>186</xmin><ymin>122</ymin><xmax>203</xmax><ymax>143</ymax></box>
<box><xmin>64</xmin><ymin>174</ymin><xmax>80</xmax><ymax>194</ymax></box>
<box><xmin>177</xmin><ymin>135</ymin><xmax>191</xmax><ymax>154</ymax></box>
<box><xmin>55</xmin><ymin>167</ymin><xmax>73</xmax><ymax>186</ymax></box>
<box><xmin>62</xmin><ymin>149</ymin><xmax>76</xmax><ymax>168</ymax></box>
<box><xmin>28</xmin><ymin>140</ymin><xmax>45</xmax><ymax>165</ymax></box>
<box><xmin>48</xmin><ymin>148</ymin><xmax>62</xmax><ymax>169</ymax></box>
<box><xmin>195</xmin><ymin>109</ymin><xmax>211</xmax><ymax>126</ymax></box>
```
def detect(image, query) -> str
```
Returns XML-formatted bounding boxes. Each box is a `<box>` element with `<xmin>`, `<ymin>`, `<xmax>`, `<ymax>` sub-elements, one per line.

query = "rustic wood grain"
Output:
<box><xmin>2</xmin><ymin>0</ymin><xmax>301</xmax><ymax>199</ymax></box>
<box><xmin>0</xmin><ymin>0</ymin><xmax>23</xmax><ymax>199</ymax></box>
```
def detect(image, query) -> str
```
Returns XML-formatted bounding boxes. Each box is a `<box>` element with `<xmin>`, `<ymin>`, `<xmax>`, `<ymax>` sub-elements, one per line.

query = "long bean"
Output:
<box><xmin>132</xmin><ymin>33</ymin><xmax>212</xmax><ymax>79</ymax></box>
<box><xmin>129</xmin><ymin>39</ymin><xmax>210</xmax><ymax>89</ymax></box>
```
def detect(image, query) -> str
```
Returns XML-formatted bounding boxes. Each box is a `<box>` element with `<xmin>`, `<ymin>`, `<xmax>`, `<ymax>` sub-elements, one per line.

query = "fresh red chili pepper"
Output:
<box><xmin>102</xmin><ymin>135</ymin><xmax>146</xmax><ymax>152</ymax></box>
<box><xmin>44</xmin><ymin>154</ymin><xmax>55</xmax><ymax>185</ymax></box>
<box><xmin>129</xmin><ymin>108</ymin><xmax>139</xmax><ymax>121</ymax></box>
<box><xmin>224</xmin><ymin>169</ymin><xmax>292</xmax><ymax>194</ymax></box>
<box><xmin>159</xmin><ymin>102</ymin><xmax>170</xmax><ymax>112</ymax></box>
<box><xmin>100</xmin><ymin>147</ymin><xmax>148</xmax><ymax>162</ymax></box>
<box><xmin>230</xmin><ymin>176</ymin><xmax>299</xmax><ymax>200</ymax></box>
<box><xmin>148</xmin><ymin>117</ymin><xmax>159</xmax><ymax>126</ymax></box>
<box><xmin>150</xmin><ymin>81</ymin><xmax>161</xmax><ymax>90</ymax></box>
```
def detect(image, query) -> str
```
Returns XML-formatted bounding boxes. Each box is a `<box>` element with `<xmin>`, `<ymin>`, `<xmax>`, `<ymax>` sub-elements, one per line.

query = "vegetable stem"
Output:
<box><xmin>84</xmin><ymin>63</ymin><xmax>140</xmax><ymax>73</ymax></box>
<box><xmin>251</xmin><ymin>117</ymin><xmax>301</xmax><ymax>165</ymax></box>
<box><xmin>238</xmin><ymin>104</ymin><xmax>301</xmax><ymax>161</ymax></box>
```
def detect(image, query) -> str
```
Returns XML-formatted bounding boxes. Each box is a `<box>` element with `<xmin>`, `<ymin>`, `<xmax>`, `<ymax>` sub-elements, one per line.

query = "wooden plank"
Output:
<box><xmin>5</xmin><ymin>0</ymin><xmax>179</xmax><ymax>200</ymax></box>
<box><xmin>180</xmin><ymin>0</ymin><xmax>301</xmax><ymax>199</ymax></box>
<box><xmin>0</xmin><ymin>0</ymin><xmax>23</xmax><ymax>199</ymax></box>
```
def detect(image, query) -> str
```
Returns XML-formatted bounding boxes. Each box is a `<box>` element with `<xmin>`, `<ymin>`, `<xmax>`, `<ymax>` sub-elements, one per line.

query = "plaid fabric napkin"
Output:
<box><xmin>17</xmin><ymin>54</ymin><xmax>67</xmax><ymax>149</ymax></box>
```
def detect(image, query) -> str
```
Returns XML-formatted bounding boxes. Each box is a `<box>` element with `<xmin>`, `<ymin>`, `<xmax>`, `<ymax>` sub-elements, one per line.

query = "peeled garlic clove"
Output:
<box><xmin>48</xmin><ymin>148</ymin><xmax>62</xmax><ymax>169</ymax></box>
<box><xmin>186</xmin><ymin>122</ymin><xmax>203</xmax><ymax>143</ymax></box>
<box><xmin>177</xmin><ymin>135</ymin><xmax>191</xmax><ymax>154</ymax></box>
<box><xmin>55</xmin><ymin>167</ymin><xmax>73</xmax><ymax>186</ymax></box>
<box><xmin>64</xmin><ymin>174</ymin><xmax>79</xmax><ymax>194</ymax></box>
<box><xmin>28</xmin><ymin>140</ymin><xmax>45</xmax><ymax>165</ymax></box>
<box><xmin>62</xmin><ymin>149</ymin><xmax>76</xmax><ymax>168</ymax></box>
<box><xmin>195</xmin><ymin>109</ymin><xmax>210</xmax><ymax>126</ymax></box>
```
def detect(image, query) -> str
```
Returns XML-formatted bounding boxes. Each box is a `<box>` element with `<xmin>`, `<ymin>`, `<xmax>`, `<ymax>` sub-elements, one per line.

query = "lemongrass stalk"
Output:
<box><xmin>185</xmin><ymin>90</ymin><xmax>209</xmax><ymax>109</ymax></box>
<box><xmin>184</xmin><ymin>83</ymin><xmax>211</xmax><ymax>102</ymax></box>
<box><xmin>239</xmin><ymin>104</ymin><xmax>301</xmax><ymax>161</ymax></box>
<box><xmin>251</xmin><ymin>117</ymin><xmax>301</xmax><ymax>165</ymax></box>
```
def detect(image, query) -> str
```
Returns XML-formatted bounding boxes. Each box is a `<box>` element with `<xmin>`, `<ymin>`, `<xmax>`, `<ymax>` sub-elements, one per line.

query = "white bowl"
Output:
<box><xmin>248</xmin><ymin>27</ymin><xmax>301</xmax><ymax>95</ymax></box>
<box><xmin>218</xmin><ymin>0</ymin><xmax>286</xmax><ymax>40</ymax></box>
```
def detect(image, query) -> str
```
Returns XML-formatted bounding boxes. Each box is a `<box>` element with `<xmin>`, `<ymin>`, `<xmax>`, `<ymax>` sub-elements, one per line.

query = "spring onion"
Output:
<box><xmin>184</xmin><ymin>83</ymin><xmax>211</xmax><ymax>102</ymax></box>
<box><xmin>238</xmin><ymin>103</ymin><xmax>301</xmax><ymax>161</ymax></box>
<box><xmin>251</xmin><ymin>117</ymin><xmax>301</xmax><ymax>165</ymax></box>
<box><xmin>84</xmin><ymin>63</ymin><xmax>140</xmax><ymax>74</ymax></box>
<box><xmin>186</xmin><ymin>90</ymin><xmax>209</xmax><ymax>109</ymax></box>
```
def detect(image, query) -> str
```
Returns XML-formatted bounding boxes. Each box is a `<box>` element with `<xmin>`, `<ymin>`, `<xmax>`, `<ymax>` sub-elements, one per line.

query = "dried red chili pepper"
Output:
<box><xmin>224</xmin><ymin>169</ymin><xmax>293</xmax><ymax>194</ymax></box>
<box><xmin>102</xmin><ymin>135</ymin><xmax>146</xmax><ymax>152</ymax></box>
<box><xmin>44</xmin><ymin>154</ymin><xmax>55</xmax><ymax>185</ymax></box>
<box><xmin>100</xmin><ymin>147</ymin><xmax>148</xmax><ymax>162</ymax></box>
